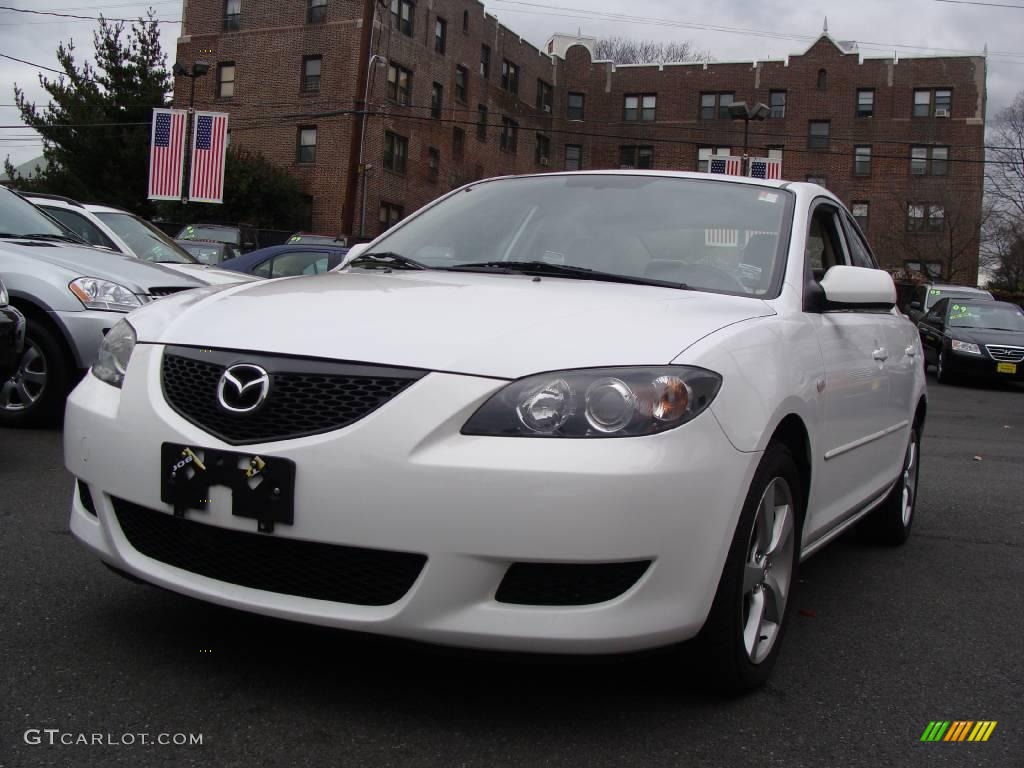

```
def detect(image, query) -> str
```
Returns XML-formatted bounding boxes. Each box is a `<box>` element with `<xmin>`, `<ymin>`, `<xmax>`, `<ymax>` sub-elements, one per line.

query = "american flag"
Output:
<box><xmin>749</xmin><ymin>157</ymin><xmax>783</xmax><ymax>180</ymax></box>
<box><xmin>147</xmin><ymin>109</ymin><xmax>187</xmax><ymax>200</ymax></box>
<box><xmin>188</xmin><ymin>111</ymin><xmax>229</xmax><ymax>203</ymax></box>
<box><xmin>709</xmin><ymin>156</ymin><xmax>742</xmax><ymax>176</ymax></box>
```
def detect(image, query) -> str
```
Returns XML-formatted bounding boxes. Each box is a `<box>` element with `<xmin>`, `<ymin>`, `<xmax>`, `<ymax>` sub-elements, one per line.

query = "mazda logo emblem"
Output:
<box><xmin>217</xmin><ymin>364</ymin><xmax>271</xmax><ymax>413</ymax></box>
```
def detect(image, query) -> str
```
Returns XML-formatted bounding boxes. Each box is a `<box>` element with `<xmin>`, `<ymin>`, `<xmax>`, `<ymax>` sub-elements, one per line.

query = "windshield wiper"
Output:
<box><xmin>445</xmin><ymin>260</ymin><xmax>689</xmax><ymax>290</ymax></box>
<box><xmin>349</xmin><ymin>251</ymin><xmax>430</xmax><ymax>271</ymax></box>
<box><xmin>14</xmin><ymin>233</ymin><xmax>87</xmax><ymax>244</ymax></box>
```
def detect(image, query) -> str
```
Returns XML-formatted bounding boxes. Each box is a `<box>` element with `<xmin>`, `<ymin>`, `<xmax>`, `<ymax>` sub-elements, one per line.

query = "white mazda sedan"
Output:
<box><xmin>65</xmin><ymin>172</ymin><xmax>926</xmax><ymax>691</ymax></box>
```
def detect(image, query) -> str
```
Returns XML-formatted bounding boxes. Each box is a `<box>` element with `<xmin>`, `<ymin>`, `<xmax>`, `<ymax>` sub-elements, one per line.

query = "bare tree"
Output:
<box><xmin>593</xmin><ymin>36</ymin><xmax>711</xmax><ymax>65</ymax></box>
<box><xmin>986</xmin><ymin>92</ymin><xmax>1024</xmax><ymax>221</ymax></box>
<box><xmin>982</xmin><ymin>216</ymin><xmax>1024</xmax><ymax>292</ymax></box>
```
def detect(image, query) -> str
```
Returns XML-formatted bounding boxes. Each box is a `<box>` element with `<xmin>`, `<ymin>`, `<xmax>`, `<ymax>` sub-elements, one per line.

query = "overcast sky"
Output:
<box><xmin>1</xmin><ymin>0</ymin><xmax>1021</xmax><ymax>167</ymax></box>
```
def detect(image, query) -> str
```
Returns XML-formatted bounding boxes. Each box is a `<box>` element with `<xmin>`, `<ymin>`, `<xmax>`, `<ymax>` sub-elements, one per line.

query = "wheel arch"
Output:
<box><xmin>10</xmin><ymin>297</ymin><xmax>80</xmax><ymax>370</ymax></box>
<box><xmin>766</xmin><ymin>413</ymin><xmax>812</xmax><ymax>515</ymax></box>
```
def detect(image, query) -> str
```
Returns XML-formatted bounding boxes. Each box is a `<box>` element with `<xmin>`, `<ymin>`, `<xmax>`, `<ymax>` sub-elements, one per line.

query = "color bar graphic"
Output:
<box><xmin>921</xmin><ymin>721</ymin><xmax>997</xmax><ymax>742</ymax></box>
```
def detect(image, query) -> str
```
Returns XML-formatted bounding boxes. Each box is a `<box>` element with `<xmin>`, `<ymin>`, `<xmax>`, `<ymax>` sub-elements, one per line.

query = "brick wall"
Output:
<box><xmin>176</xmin><ymin>2</ymin><xmax>986</xmax><ymax>281</ymax></box>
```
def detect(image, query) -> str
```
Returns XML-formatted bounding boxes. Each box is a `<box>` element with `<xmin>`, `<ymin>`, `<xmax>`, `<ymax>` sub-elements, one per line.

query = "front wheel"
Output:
<box><xmin>0</xmin><ymin>320</ymin><xmax>72</xmax><ymax>427</ymax></box>
<box><xmin>936</xmin><ymin>349</ymin><xmax>953</xmax><ymax>384</ymax></box>
<box><xmin>694</xmin><ymin>444</ymin><xmax>804</xmax><ymax>693</ymax></box>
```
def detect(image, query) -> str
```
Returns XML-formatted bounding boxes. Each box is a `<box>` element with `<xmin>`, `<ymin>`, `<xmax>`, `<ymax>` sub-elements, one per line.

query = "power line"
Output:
<box><xmin>0</xmin><ymin>5</ymin><xmax>179</xmax><ymax>23</ymax></box>
<box><xmin>933</xmin><ymin>0</ymin><xmax>1024</xmax><ymax>8</ymax></box>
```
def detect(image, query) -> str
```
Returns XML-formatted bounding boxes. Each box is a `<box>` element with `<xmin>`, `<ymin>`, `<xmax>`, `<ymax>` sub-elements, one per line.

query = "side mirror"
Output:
<box><xmin>819</xmin><ymin>266</ymin><xmax>896</xmax><ymax>309</ymax></box>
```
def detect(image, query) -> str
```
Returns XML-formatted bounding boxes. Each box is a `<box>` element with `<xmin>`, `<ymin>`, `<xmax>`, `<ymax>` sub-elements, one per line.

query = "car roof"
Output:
<box><xmin>222</xmin><ymin>243</ymin><xmax>349</xmax><ymax>268</ymax></box>
<box><xmin>925</xmin><ymin>284</ymin><xmax>989</xmax><ymax>292</ymax></box>
<box><xmin>24</xmin><ymin>192</ymin><xmax>85</xmax><ymax>208</ymax></box>
<box><xmin>83</xmin><ymin>204</ymin><xmax>131</xmax><ymax>215</ymax></box>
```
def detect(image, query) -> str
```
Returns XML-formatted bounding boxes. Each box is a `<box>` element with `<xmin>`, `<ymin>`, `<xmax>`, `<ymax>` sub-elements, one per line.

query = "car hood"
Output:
<box><xmin>0</xmin><ymin>240</ymin><xmax>202</xmax><ymax>292</ymax></box>
<box><xmin>157</xmin><ymin>262</ymin><xmax>262</xmax><ymax>285</ymax></box>
<box><xmin>127</xmin><ymin>270</ymin><xmax>775</xmax><ymax>378</ymax></box>
<box><xmin>949</xmin><ymin>326</ymin><xmax>1024</xmax><ymax>348</ymax></box>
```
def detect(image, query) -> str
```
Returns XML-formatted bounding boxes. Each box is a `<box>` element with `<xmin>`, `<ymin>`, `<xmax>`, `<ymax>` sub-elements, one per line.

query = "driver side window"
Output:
<box><xmin>806</xmin><ymin>205</ymin><xmax>848</xmax><ymax>282</ymax></box>
<box><xmin>924</xmin><ymin>299</ymin><xmax>947</xmax><ymax>325</ymax></box>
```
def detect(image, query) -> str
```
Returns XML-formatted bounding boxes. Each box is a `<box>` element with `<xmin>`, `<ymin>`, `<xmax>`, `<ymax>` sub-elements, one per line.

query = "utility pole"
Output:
<box><xmin>172</xmin><ymin>59</ymin><xmax>210</xmax><ymax>205</ymax></box>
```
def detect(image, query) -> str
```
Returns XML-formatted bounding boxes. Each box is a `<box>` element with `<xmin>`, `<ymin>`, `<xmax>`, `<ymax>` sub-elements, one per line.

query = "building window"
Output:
<box><xmin>854</xmin><ymin>145</ymin><xmax>872</xmax><ymax>176</ymax></box>
<box><xmin>910</xmin><ymin>146</ymin><xmax>928</xmax><ymax>175</ymax></box>
<box><xmin>911</xmin><ymin>146</ymin><xmax>950</xmax><ymax>176</ymax></box>
<box><xmin>931</xmin><ymin>146</ymin><xmax>949</xmax><ymax>176</ymax></box>
<box><xmin>623</xmin><ymin>93</ymin><xmax>656</xmax><ymax>122</ymax></box>
<box><xmin>434</xmin><ymin>17</ymin><xmax>447</xmax><ymax>54</ymax></box>
<box><xmin>700</xmin><ymin>92</ymin><xmax>734</xmax><ymax>120</ymax></box>
<box><xmin>619</xmin><ymin>145</ymin><xmax>654</xmax><ymax>169</ymax></box>
<box><xmin>500</xmin><ymin>116</ymin><xmax>518</xmax><ymax>154</ymax></box>
<box><xmin>567</xmin><ymin>92</ymin><xmax>585</xmax><ymax>120</ymax></box>
<box><xmin>808</xmin><ymin>120</ymin><xmax>830</xmax><ymax>149</ymax></box>
<box><xmin>914</xmin><ymin>88</ymin><xmax>952</xmax><ymax>118</ymax></box>
<box><xmin>477</xmin><ymin>104</ymin><xmax>487</xmax><ymax>141</ymax></box>
<box><xmin>857</xmin><ymin>89</ymin><xmax>874</xmax><ymax>118</ymax></box>
<box><xmin>767</xmin><ymin>146</ymin><xmax>784</xmax><ymax>162</ymax></box>
<box><xmin>501</xmin><ymin>60</ymin><xmax>519</xmax><ymax>94</ymax></box>
<box><xmin>537</xmin><ymin>80</ymin><xmax>553</xmax><ymax>113</ymax></box>
<box><xmin>462</xmin><ymin>10</ymin><xmax>468</xmax><ymax>31</ymax></box>
<box><xmin>852</xmin><ymin>202</ymin><xmax>870</xmax><ymax>232</ymax></box>
<box><xmin>455</xmin><ymin>66</ymin><xmax>468</xmax><ymax>103</ymax></box>
<box><xmin>535</xmin><ymin>133</ymin><xmax>551</xmax><ymax>165</ymax></box>
<box><xmin>301</xmin><ymin>56</ymin><xmax>321</xmax><ymax>92</ymax></box>
<box><xmin>908</xmin><ymin>203</ymin><xmax>945</xmax><ymax>233</ymax></box>
<box><xmin>453</xmin><ymin>127</ymin><xmax>465</xmax><ymax>160</ymax></box>
<box><xmin>807</xmin><ymin>175</ymin><xmax>827</xmax><ymax>187</ymax></box>
<box><xmin>307</xmin><ymin>0</ymin><xmax>326</xmax><ymax>23</ymax></box>
<box><xmin>480</xmin><ymin>45</ymin><xmax>490</xmax><ymax>78</ymax></box>
<box><xmin>223</xmin><ymin>0</ymin><xmax>240</xmax><ymax>31</ymax></box>
<box><xmin>769</xmin><ymin>90</ymin><xmax>786</xmax><ymax>119</ymax></box>
<box><xmin>565</xmin><ymin>144</ymin><xmax>582</xmax><ymax>171</ymax></box>
<box><xmin>379</xmin><ymin>202</ymin><xmax>404</xmax><ymax>233</ymax></box>
<box><xmin>217</xmin><ymin>63</ymin><xmax>235</xmax><ymax>98</ymax></box>
<box><xmin>817</xmin><ymin>68</ymin><xmax>827</xmax><ymax>90</ymax></box>
<box><xmin>386</xmin><ymin>62</ymin><xmax>412</xmax><ymax>105</ymax></box>
<box><xmin>427</xmin><ymin>147</ymin><xmax>440</xmax><ymax>182</ymax></box>
<box><xmin>296</xmin><ymin>126</ymin><xmax>316</xmax><ymax>163</ymax></box>
<box><xmin>431</xmin><ymin>82</ymin><xmax>443</xmax><ymax>118</ymax></box>
<box><xmin>697</xmin><ymin>146</ymin><xmax>731</xmax><ymax>172</ymax></box>
<box><xmin>390</xmin><ymin>0</ymin><xmax>414</xmax><ymax>36</ymax></box>
<box><xmin>383</xmin><ymin>131</ymin><xmax>408</xmax><ymax>173</ymax></box>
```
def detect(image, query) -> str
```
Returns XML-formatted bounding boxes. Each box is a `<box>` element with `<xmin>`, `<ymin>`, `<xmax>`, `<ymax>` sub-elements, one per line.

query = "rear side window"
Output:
<box><xmin>42</xmin><ymin>207</ymin><xmax>118</xmax><ymax>250</ymax></box>
<box><xmin>842</xmin><ymin>213</ymin><xmax>877</xmax><ymax>269</ymax></box>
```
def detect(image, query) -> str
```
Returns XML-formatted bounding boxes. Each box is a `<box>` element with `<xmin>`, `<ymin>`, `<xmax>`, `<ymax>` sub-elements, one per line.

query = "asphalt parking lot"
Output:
<box><xmin>1</xmin><ymin>378</ymin><xmax>1021</xmax><ymax>768</ymax></box>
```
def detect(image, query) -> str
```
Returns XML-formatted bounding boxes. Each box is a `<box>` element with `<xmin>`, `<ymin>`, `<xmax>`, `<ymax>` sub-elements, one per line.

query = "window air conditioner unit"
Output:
<box><xmin>539</xmin><ymin>156</ymin><xmax>550</xmax><ymax>166</ymax></box>
<box><xmin>543</xmin><ymin>104</ymin><xmax>551</xmax><ymax>113</ymax></box>
<box><xmin>934</xmin><ymin>108</ymin><xmax>950</xmax><ymax>118</ymax></box>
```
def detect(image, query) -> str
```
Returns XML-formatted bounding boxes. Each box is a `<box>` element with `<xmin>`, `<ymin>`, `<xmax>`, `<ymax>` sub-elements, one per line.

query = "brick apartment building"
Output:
<box><xmin>174</xmin><ymin>0</ymin><xmax>987</xmax><ymax>282</ymax></box>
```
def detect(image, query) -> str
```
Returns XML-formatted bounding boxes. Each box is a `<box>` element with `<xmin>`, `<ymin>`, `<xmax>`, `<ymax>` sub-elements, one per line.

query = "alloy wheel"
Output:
<box><xmin>0</xmin><ymin>340</ymin><xmax>47</xmax><ymax>412</ymax></box>
<box><xmin>900</xmin><ymin>431</ymin><xmax>919</xmax><ymax>527</ymax></box>
<box><xmin>742</xmin><ymin>477</ymin><xmax>796</xmax><ymax>664</ymax></box>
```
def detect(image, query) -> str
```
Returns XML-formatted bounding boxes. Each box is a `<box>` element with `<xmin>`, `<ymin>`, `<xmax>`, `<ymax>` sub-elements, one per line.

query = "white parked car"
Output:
<box><xmin>26</xmin><ymin>195</ymin><xmax>258</xmax><ymax>286</ymax></box>
<box><xmin>64</xmin><ymin>172</ymin><xmax>926</xmax><ymax>691</ymax></box>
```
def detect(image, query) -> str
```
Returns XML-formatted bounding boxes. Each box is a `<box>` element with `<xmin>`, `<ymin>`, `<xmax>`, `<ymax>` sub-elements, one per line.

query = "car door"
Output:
<box><xmin>841</xmin><ymin>211</ymin><xmax>917</xmax><ymax>457</ymax></box>
<box><xmin>918</xmin><ymin>299</ymin><xmax>949</xmax><ymax>367</ymax></box>
<box><xmin>803</xmin><ymin>202</ymin><xmax>895</xmax><ymax>539</ymax></box>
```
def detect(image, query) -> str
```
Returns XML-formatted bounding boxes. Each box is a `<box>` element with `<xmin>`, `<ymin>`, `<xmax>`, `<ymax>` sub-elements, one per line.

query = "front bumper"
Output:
<box><xmin>54</xmin><ymin>308</ymin><xmax>128</xmax><ymax>369</ymax></box>
<box><xmin>65</xmin><ymin>344</ymin><xmax>759</xmax><ymax>654</ymax></box>
<box><xmin>948</xmin><ymin>349</ymin><xmax>1024</xmax><ymax>380</ymax></box>
<box><xmin>0</xmin><ymin>304</ymin><xmax>26</xmax><ymax>378</ymax></box>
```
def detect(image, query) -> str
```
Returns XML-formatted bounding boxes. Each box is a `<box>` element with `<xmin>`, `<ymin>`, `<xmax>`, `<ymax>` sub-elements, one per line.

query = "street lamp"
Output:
<box><xmin>358</xmin><ymin>54</ymin><xmax>387</xmax><ymax>239</ymax></box>
<box><xmin>172</xmin><ymin>59</ymin><xmax>210</xmax><ymax>204</ymax></box>
<box><xmin>727</xmin><ymin>101</ymin><xmax>770</xmax><ymax>174</ymax></box>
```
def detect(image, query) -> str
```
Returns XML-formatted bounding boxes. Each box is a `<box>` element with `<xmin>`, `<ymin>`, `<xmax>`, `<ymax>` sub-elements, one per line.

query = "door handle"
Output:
<box><xmin>873</xmin><ymin>347</ymin><xmax>889</xmax><ymax>362</ymax></box>
<box><xmin>905</xmin><ymin>346</ymin><xmax>917</xmax><ymax>358</ymax></box>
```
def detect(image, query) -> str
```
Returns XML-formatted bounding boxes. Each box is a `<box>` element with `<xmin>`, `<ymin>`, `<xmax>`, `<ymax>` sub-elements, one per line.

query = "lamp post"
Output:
<box><xmin>172</xmin><ymin>59</ymin><xmax>210</xmax><ymax>204</ymax></box>
<box><xmin>358</xmin><ymin>53</ymin><xmax>387</xmax><ymax>239</ymax></box>
<box><xmin>727</xmin><ymin>101</ymin><xmax>770</xmax><ymax>175</ymax></box>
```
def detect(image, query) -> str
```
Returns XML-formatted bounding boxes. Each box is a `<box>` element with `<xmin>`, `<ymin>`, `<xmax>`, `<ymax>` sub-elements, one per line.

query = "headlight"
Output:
<box><xmin>69</xmin><ymin>277</ymin><xmax>142</xmax><ymax>312</ymax></box>
<box><xmin>951</xmin><ymin>340</ymin><xmax>981</xmax><ymax>355</ymax></box>
<box><xmin>0</xmin><ymin>279</ymin><xmax>8</xmax><ymax>306</ymax></box>
<box><xmin>91</xmin><ymin>319</ymin><xmax>136</xmax><ymax>388</ymax></box>
<box><xmin>463</xmin><ymin>366</ymin><xmax>722</xmax><ymax>438</ymax></box>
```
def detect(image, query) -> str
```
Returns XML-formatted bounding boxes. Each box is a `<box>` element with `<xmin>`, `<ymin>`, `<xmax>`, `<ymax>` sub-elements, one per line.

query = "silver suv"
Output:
<box><xmin>0</xmin><ymin>186</ymin><xmax>203</xmax><ymax>425</ymax></box>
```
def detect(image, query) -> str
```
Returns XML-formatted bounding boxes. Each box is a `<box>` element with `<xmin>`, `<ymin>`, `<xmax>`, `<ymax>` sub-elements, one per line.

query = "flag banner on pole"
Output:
<box><xmin>709</xmin><ymin>156</ymin><xmax>743</xmax><ymax>176</ymax></box>
<box><xmin>188</xmin><ymin>111</ymin><xmax>229</xmax><ymax>203</ymax></box>
<box><xmin>147</xmin><ymin>108</ymin><xmax>187</xmax><ymax>200</ymax></box>
<box><xmin>748</xmin><ymin>157</ymin><xmax>783</xmax><ymax>180</ymax></box>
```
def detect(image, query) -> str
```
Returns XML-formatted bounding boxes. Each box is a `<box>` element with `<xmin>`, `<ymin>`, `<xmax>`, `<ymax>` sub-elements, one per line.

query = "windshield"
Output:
<box><xmin>0</xmin><ymin>187</ymin><xmax>71</xmax><ymax>238</ymax></box>
<box><xmin>95</xmin><ymin>212</ymin><xmax>197</xmax><ymax>263</ymax></box>
<box><xmin>178</xmin><ymin>224</ymin><xmax>241</xmax><ymax>245</ymax></box>
<box><xmin>367</xmin><ymin>175</ymin><xmax>793</xmax><ymax>297</ymax></box>
<box><xmin>948</xmin><ymin>302</ymin><xmax>1024</xmax><ymax>331</ymax></box>
<box><xmin>177</xmin><ymin>240</ymin><xmax>226</xmax><ymax>265</ymax></box>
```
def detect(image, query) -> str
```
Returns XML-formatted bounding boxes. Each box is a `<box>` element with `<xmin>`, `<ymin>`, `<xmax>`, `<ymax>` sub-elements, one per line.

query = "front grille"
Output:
<box><xmin>77</xmin><ymin>479</ymin><xmax>97</xmax><ymax>516</ymax></box>
<box><xmin>985</xmin><ymin>345</ymin><xmax>1024</xmax><ymax>363</ymax></box>
<box><xmin>111</xmin><ymin>498</ymin><xmax>427</xmax><ymax>605</ymax></box>
<box><xmin>161</xmin><ymin>346</ymin><xmax>424</xmax><ymax>445</ymax></box>
<box><xmin>148</xmin><ymin>287</ymin><xmax>192</xmax><ymax>298</ymax></box>
<box><xmin>495</xmin><ymin>561</ymin><xmax>652</xmax><ymax>606</ymax></box>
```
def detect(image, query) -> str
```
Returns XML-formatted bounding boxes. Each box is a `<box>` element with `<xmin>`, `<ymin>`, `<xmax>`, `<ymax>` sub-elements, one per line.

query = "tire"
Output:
<box><xmin>935</xmin><ymin>348</ymin><xmax>953</xmax><ymax>384</ymax></box>
<box><xmin>0</xmin><ymin>318</ymin><xmax>72</xmax><ymax>427</ymax></box>
<box><xmin>694</xmin><ymin>444</ymin><xmax>804</xmax><ymax>694</ymax></box>
<box><xmin>859</xmin><ymin>426</ymin><xmax>921</xmax><ymax>546</ymax></box>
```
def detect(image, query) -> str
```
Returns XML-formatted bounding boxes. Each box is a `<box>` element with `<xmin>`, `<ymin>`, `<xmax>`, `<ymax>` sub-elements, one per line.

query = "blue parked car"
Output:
<box><xmin>220</xmin><ymin>243</ymin><xmax>349</xmax><ymax>279</ymax></box>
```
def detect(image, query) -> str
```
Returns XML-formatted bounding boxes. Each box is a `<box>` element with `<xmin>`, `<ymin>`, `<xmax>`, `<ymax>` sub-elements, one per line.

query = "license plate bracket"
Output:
<box><xmin>996</xmin><ymin>362</ymin><xmax>1017</xmax><ymax>375</ymax></box>
<box><xmin>160</xmin><ymin>443</ymin><xmax>296</xmax><ymax>533</ymax></box>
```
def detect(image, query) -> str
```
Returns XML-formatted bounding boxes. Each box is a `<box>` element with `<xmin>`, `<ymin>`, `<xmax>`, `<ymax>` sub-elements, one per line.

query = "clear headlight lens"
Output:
<box><xmin>69</xmin><ymin>277</ymin><xmax>141</xmax><ymax>312</ymax></box>
<box><xmin>463</xmin><ymin>366</ymin><xmax>722</xmax><ymax>438</ymax></box>
<box><xmin>0</xmin><ymin>279</ymin><xmax>8</xmax><ymax>306</ymax></box>
<box><xmin>91</xmin><ymin>319</ymin><xmax>136</xmax><ymax>388</ymax></box>
<box><xmin>951</xmin><ymin>340</ymin><xmax>981</xmax><ymax>355</ymax></box>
